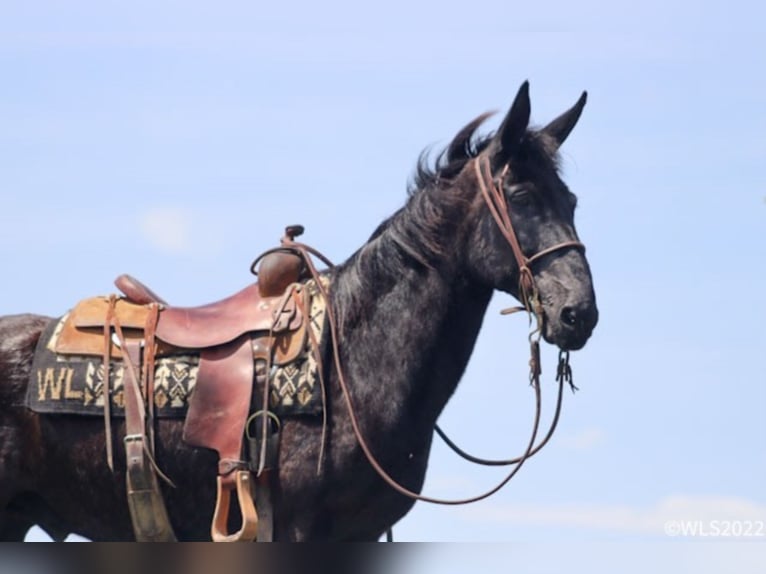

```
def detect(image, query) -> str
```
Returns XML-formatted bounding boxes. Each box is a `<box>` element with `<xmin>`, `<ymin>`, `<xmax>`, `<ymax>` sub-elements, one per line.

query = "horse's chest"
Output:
<box><xmin>315</xmin><ymin>442</ymin><xmax>430</xmax><ymax>539</ymax></box>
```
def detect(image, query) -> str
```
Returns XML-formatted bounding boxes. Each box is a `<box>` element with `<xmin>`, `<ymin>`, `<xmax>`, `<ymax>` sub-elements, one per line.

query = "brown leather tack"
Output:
<box><xmin>115</xmin><ymin>274</ymin><xmax>169</xmax><ymax>306</ymax></box>
<box><xmin>156</xmin><ymin>284</ymin><xmax>303</xmax><ymax>349</ymax></box>
<box><xmin>182</xmin><ymin>336</ymin><xmax>254</xmax><ymax>460</ymax></box>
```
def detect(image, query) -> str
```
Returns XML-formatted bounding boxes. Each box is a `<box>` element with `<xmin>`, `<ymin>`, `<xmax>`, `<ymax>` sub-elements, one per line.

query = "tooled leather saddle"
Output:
<box><xmin>50</xmin><ymin>226</ymin><xmax>314</xmax><ymax>542</ymax></box>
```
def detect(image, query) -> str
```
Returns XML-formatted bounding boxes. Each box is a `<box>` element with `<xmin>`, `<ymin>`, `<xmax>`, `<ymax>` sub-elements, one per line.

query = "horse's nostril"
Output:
<box><xmin>561</xmin><ymin>307</ymin><xmax>578</xmax><ymax>327</ymax></box>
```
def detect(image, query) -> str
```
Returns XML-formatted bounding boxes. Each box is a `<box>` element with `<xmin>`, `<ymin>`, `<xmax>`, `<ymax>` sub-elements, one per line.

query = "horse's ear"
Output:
<box><xmin>541</xmin><ymin>91</ymin><xmax>587</xmax><ymax>149</ymax></box>
<box><xmin>494</xmin><ymin>81</ymin><xmax>531</xmax><ymax>164</ymax></box>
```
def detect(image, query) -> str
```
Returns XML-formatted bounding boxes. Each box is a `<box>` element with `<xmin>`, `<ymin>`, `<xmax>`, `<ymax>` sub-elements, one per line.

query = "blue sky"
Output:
<box><xmin>1</xmin><ymin>0</ymin><xmax>764</xmax><ymax>565</ymax></box>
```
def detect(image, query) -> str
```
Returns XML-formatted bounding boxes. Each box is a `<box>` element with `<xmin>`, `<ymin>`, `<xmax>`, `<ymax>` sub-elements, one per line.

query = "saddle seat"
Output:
<box><xmin>54</xmin><ymin>276</ymin><xmax>306</xmax><ymax>363</ymax></box>
<box><xmin>114</xmin><ymin>274</ymin><xmax>303</xmax><ymax>350</ymax></box>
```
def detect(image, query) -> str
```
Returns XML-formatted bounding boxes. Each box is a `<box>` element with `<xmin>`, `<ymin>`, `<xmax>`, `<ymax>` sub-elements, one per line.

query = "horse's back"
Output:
<box><xmin>0</xmin><ymin>314</ymin><xmax>58</xmax><ymax>539</ymax></box>
<box><xmin>0</xmin><ymin>312</ymin><xmax>51</xmax><ymax>418</ymax></box>
<box><xmin>0</xmin><ymin>313</ymin><xmax>221</xmax><ymax>541</ymax></box>
<box><xmin>0</xmin><ymin>313</ymin><xmax>51</xmax><ymax>429</ymax></box>
<box><xmin>0</xmin><ymin>313</ymin><xmax>51</xmax><ymax>357</ymax></box>
<box><xmin>0</xmin><ymin>313</ymin><xmax>135</xmax><ymax>540</ymax></box>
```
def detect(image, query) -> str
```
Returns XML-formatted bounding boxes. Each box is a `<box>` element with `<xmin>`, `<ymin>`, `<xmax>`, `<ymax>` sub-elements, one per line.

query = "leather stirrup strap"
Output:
<box><xmin>143</xmin><ymin>303</ymin><xmax>160</xmax><ymax>457</ymax></box>
<box><xmin>122</xmin><ymin>338</ymin><xmax>176</xmax><ymax>541</ymax></box>
<box><xmin>255</xmin><ymin>472</ymin><xmax>273</xmax><ymax>542</ymax></box>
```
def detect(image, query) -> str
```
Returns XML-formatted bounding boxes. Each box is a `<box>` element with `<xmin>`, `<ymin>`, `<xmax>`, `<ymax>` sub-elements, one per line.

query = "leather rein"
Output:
<box><xmin>280</xmin><ymin>154</ymin><xmax>584</xmax><ymax>506</ymax></box>
<box><xmin>431</xmin><ymin>156</ymin><xmax>585</xmax><ymax>468</ymax></box>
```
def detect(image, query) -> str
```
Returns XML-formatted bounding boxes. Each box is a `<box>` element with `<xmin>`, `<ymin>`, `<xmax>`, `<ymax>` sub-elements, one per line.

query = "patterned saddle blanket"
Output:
<box><xmin>26</xmin><ymin>278</ymin><xmax>328</xmax><ymax>418</ymax></box>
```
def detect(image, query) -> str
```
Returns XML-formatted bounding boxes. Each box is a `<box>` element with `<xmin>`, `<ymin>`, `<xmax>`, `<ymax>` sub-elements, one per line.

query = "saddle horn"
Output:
<box><xmin>253</xmin><ymin>225</ymin><xmax>307</xmax><ymax>297</ymax></box>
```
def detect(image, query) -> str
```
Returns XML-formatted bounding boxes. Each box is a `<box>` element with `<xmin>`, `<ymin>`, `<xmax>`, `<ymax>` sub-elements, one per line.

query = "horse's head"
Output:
<box><xmin>465</xmin><ymin>82</ymin><xmax>598</xmax><ymax>351</ymax></box>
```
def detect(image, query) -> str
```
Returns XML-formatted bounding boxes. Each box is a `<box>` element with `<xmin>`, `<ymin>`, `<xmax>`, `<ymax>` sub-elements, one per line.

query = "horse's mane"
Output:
<box><xmin>372</xmin><ymin>114</ymin><xmax>498</xmax><ymax>268</ymax></box>
<box><xmin>408</xmin><ymin>112</ymin><xmax>495</xmax><ymax>194</ymax></box>
<box><xmin>334</xmin><ymin>112</ymin><xmax>563</xmax><ymax>328</ymax></box>
<box><xmin>409</xmin><ymin>112</ymin><xmax>563</xmax><ymax>194</ymax></box>
<box><xmin>333</xmin><ymin>115</ymin><xmax>496</xmax><ymax>328</ymax></box>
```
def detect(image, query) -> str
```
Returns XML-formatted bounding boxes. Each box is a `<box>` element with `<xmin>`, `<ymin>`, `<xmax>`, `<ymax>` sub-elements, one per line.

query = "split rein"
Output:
<box><xmin>261</xmin><ymin>155</ymin><xmax>584</xmax><ymax>507</ymax></box>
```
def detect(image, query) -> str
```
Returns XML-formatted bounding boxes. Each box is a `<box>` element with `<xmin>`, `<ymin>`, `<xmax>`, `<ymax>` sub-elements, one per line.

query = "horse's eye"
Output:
<box><xmin>507</xmin><ymin>185</ymin><xmax>534</xmax><ymax>207</ymax></box>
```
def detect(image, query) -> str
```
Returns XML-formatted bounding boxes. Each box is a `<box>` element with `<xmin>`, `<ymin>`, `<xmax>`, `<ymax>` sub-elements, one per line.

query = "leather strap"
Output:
<box><xmin>121</xmin><ymin>338</ymin><xmax>176</xmax><ymax>541</ymax></box>
<box><xmin>183</xmin><ymin>336</ymin><xmax>254</xmax><ymax>473</ymax></box>
<box><xmin>255</xmin><ymin>472</ymin><xmax>274</xmax><ymax>541</ymax></box>
<box><xmin>473</xmin><ymin>156</ymin><xmax>585</xmax><ymax>309</ymax></box>
<box><xmin>123</xmin><ymin>341</ymin><xmax>145</xmax><ymax>478</ymax></box>
<box><xmin>434</xmin><ymin>350</ymin><xmax>573</xmax><ymax>466</ymax></box>
<box><xmin>102</xmin><ymin>296</ymin><xmax>116</xmax><ymax>471</ymax></box>
<box><xmin>246</xmin><ymin>409</ymin><xmax>280</xmax><ymax>542</ymax></box>
<box><xmin>143</xmin><ymin>303</ymin><xmax>160</xmax><ymax>457</ymax></box>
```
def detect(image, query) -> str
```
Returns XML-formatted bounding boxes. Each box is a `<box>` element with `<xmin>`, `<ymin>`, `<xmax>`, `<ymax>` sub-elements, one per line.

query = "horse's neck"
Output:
<box><xmin>331</xmin><ymin>246</ymin><xmax>492</xmax><ymax>436</ymax></box>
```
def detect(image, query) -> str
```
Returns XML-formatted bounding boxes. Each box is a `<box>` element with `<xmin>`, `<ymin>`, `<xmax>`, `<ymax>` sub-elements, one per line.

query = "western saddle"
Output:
<box><xmin>54</xmin><ymin>226</ymin><xmax>316</xmax><ymax>542</ymax></box>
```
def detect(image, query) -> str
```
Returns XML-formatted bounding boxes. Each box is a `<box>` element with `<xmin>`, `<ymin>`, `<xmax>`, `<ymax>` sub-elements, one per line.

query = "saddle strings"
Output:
<box><xmin>105</xmin><ymin>303</ymin><xmax>176</xmax><ymax>487</ymax></box>
<box><xmin>256</xmin><ymin>285</ymin><xmax>297</xmax><ymax>476</ymax></box>
<box><xmin>304</xmin><ymin>296</ymin><xmax>330</xmax><ymax>475</ymax></box>
<box><xmin>103</xmin><ymin>296</ymin><xmax>116</xmax><ymax>471</ymax></box>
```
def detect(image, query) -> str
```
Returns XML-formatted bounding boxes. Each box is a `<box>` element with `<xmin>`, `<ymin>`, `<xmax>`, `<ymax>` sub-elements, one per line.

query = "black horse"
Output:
<box><xmin>0</xmin><ymin>82</ymin><xmax>597</xmax><ymax>541</ymax></box>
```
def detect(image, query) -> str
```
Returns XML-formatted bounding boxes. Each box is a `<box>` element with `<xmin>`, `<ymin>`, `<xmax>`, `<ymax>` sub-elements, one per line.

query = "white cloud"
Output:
<box><xmin>138</xmin><ymin>207</ymin><xmax>194</xmax><ymax>254</ymax></box>
<box><xmin>464</xmin><ymin>495</ymin><xmax>766</xmax><ymax>536</ymax></box>
<box><xmin>560</xmin><ymin>427</ymin><xmax>605</xmax><ymax>451</ymax></box>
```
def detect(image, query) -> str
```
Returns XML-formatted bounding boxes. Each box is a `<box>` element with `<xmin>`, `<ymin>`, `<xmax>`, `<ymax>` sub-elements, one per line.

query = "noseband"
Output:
<box><xmin>474</xmin><ymin>155</ymin><xmax>585</xmax><ymax>311</ymax></box>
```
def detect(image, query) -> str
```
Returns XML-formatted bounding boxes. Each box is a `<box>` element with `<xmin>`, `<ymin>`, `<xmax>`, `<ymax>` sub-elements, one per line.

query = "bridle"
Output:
<box><xmin>272</xmin><ymin>153</ymin><xmax>585</xmax><ymax>508</ymax></box>
<box><xmin>473</xmin><ymin>155</ymin><xmax>585</xmax><ymax>314</ymax></box>
<box><xmin>429</xmin><ymin>155</ymin><xmax>586</xmax><ymax>469</ymax></box>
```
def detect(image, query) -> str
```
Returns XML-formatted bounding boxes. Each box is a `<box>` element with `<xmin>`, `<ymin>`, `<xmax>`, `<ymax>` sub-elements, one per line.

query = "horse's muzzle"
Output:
<box><xmin>544</xmin><ymin>299</ymin><xmax>598</xmax><ymax>351</ymax></box>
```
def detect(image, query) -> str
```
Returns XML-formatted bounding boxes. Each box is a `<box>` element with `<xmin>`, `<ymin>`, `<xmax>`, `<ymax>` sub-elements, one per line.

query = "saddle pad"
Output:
<box><xmin>266</xmin><ymin>278</ymin><xmax>328</xmax><ymax>416</ymax></box>
<box><xmin>27</xmin><ymin>318</ymin><xmax>197</xmax><ymax>418</ymax></box>
<box><xmin>26</xmin><ymin>277</ymin><xmax>330</xmax><ymax>418</ymax></box>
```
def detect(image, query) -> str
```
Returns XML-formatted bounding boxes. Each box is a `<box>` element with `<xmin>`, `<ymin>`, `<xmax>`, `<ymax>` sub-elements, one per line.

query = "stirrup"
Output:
<box><xmin>211</xmin><ymin>470</ymin><xmax>259</xmax><ymax>542</ymax></box>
